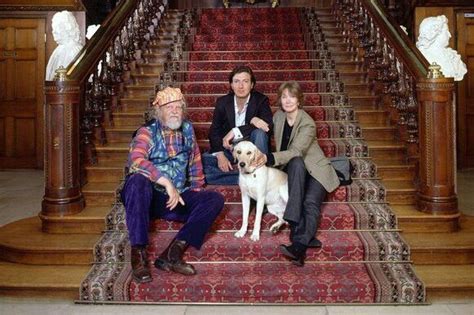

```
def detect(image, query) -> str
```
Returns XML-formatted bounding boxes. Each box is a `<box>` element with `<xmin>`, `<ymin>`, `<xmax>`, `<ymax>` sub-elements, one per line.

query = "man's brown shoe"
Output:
<box><xmin>154</xmin><ymin>239</ymin><xmax>196</xmax><ymax>275</ymax></box>
<box><xmin>131</xmin><ymin>246</ymin><xmax>152</xmax><ymax>283</ymax></box>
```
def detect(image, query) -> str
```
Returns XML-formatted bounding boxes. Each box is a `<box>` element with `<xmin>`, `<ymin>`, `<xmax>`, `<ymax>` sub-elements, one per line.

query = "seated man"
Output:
<box><xmin>203</xmin><ymin>65</ymin><xmax>273</xmax><ymax>185</ymax></box>
<box><xmin>121</xmin><ymin>87</ymin><xmax>225</xmax><ymax>283</ymax></box>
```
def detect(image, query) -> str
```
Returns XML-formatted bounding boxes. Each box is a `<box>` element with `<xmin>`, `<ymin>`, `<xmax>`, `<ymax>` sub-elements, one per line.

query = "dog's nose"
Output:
<box><xmin>239</xmin><ymin>162</ymin><xmax>246</xmax><ymax>168</ymax></box>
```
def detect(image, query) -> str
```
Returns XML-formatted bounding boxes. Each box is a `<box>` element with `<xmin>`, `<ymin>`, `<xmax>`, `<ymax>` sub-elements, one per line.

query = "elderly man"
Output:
<box><xmin>121</xmin><ymin>87</ymin><xmax>225</xmax><ymax>283</ymax></box>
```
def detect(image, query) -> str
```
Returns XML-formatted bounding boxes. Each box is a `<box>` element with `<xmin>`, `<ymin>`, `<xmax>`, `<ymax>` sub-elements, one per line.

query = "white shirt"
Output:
<box><xmin>232</xmin><ymin>94</ymin><xmax>250</xmax><ymax>141</ymax></box>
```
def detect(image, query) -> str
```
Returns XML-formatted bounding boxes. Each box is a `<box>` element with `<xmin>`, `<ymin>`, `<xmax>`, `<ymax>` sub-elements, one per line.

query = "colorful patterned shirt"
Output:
<box><xmin>127</xmin><ymin>119</ymin><xmax>204</xmax><ymax>193</ymax></box>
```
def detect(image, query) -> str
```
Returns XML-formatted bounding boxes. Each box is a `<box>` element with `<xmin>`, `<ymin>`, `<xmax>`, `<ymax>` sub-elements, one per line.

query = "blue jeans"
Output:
<box><xmin>203</xmin><ymin>129</ymin><xmax>269</xmax><ymax>185</ymax></box>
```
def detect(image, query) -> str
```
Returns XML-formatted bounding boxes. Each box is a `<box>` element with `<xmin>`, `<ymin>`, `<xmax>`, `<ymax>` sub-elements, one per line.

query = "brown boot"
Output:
<box><xmin>131</xmin><ymin>246</ymin><xmax>152</xmax><ymax>283</ymax></box>
<box><xmin>154</xmin><ymin>239</ymin><xmax>196</xmax><ymax>275</ymax></box>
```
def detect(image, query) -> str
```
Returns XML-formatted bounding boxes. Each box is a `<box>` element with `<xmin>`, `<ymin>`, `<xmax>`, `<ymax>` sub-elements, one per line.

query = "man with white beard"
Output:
<box><xmin>121</xmin><ymin>87</ymin><xmax>224</xmax><ymax>283</ymax></box>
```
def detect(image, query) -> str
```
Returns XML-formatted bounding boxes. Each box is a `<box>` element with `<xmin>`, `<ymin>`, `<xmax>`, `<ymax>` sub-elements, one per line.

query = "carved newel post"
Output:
<box><xmin>41</xmin><ymin>67</ymin><xmax>85</xmax><ymax>225</ymax></box>
<box><xmin>416</xmin><ymin>63</ymin><xmax>458</xmax><ymax>214</ymax></box>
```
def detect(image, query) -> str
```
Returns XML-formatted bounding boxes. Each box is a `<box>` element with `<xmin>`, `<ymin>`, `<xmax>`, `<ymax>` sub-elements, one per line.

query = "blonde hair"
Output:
<box><xmin>276</xmin><ymin>81</ymin><xmax>304</xmax><ymax>110</ymax></box>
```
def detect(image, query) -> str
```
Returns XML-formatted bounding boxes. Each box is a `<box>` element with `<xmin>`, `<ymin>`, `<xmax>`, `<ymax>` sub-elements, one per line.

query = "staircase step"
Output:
<box><xmin>0</xmin><ymin>217</ymin><xmax>98</xmax><ymax>265</ymax></box>
<box><xmin>415</xmin><ymin>265</ymin><xmax>474</xmax><ymax>300</ymax></box>
<box><xmin>356</xmin><ymin>109</ymin><xmax>389</xmax><ymax>125</ymax></box>
<box><xmin>349</xmin><ymin>95</ymin><xmax>379</xmax><ymax>108</ymax></box>
<box><xmin>40</xmin><ymin>206</ymin><xmax>110</xmax><ymax>234</ymax></box>
<box><xmin>392</xmin><ymin>204</ymin><xmax>460</xmax><ymax>233</ymax></box>
<box><xmin>0</xmin><ymin>261</ymin><xmax>88</xmax><ymax>299</ymax></box>
<box><xmin>405</xmin><ymin>231</ymin><xmax>474</xmax><ymax>264</ymax></box>
<box><xmin>362</xmin><ymin>126</ymin><xmax>398</xmax><ymax>141</ymax></box>
<box><xmin>383</xmin><ymin>179</ymin><xmax>416</xmax><ymax>205</ymax></box>
<box><xmin>366</xmin><ymin>140</ymin><xmax>407</xmax><ymax>163</ymax></box>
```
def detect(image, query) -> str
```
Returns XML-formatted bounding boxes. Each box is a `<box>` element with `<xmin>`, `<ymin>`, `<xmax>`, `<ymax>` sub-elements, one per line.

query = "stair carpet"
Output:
<box><xmin>79</xmin><ymin>7</ymin><xmax>426</xmax><ymax>304</ymax></box>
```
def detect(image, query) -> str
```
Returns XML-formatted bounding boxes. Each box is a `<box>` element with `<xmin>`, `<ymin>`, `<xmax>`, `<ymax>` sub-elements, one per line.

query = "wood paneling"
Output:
<box><xmin>457</xmin><ymin>11</ymin><xmax>474</xmax><ymax>168</ymax></box>
<box><xmin>0</xmin><ymin>18</ymin><xmax>45</xmax><ymax>169</ymax></box>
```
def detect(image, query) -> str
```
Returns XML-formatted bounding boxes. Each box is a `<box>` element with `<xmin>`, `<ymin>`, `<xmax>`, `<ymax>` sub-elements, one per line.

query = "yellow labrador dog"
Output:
<box><xmin>233</xmin><ymin>141</ymin><xmax>288</xmax><ymax>241</ymax></box>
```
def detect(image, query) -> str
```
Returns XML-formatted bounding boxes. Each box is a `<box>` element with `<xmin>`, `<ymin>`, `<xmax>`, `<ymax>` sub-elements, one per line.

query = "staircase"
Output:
<box><xmin>0</xmin><ymin>4</ymin><xmax>473</xmax><ymax>302</ymax></box>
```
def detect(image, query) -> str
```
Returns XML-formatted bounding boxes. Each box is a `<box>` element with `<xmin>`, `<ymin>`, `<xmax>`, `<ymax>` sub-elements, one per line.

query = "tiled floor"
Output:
<box><xmin>0</xmin><ymin>169</ymin><xmax>473</xmax><ymax>314</ymax></box>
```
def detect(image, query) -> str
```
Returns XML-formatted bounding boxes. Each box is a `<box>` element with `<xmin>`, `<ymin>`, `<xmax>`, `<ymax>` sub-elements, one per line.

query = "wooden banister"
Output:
<box><xmin>333</xmin><ymin>0</ymin><xmax>458</xmax><ymax>215</ymax></box>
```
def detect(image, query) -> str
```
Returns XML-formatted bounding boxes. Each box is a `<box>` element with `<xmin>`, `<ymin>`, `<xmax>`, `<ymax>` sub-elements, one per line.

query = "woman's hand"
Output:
<box><xmin>216</xmin><ymin>151</ymin><xmax>233</xmax><ymax>172</ymax></box>
<box><xmin>251</xmin><ymin>150</ymin><xmax>267</xmax><ymax>169</ymax></box>
<box><xmin>250</xmin><ymin>117</ymin><xmax>269</xmax><ymax>132</ymax></box>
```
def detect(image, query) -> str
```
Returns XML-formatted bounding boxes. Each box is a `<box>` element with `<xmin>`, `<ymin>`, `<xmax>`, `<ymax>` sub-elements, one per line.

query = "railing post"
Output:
<box><xmin>416</xmin><ymin>65</ymin><xmax>458</xmax><ymax>215</ymax></box>
<box><xmin>41</xmin><ymin>68</ymin><xmax>85</xmax><ymax>227</ymax></box>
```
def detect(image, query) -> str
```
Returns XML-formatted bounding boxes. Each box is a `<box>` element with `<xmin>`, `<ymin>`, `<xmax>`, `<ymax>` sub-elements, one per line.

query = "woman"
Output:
<box><xmin>258</xmin><ymin>81</ymin><xmax>340</xmax><ymax>266</ymax></box>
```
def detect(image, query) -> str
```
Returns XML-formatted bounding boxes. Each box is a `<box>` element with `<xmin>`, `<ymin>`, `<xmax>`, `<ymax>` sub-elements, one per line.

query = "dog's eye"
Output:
<box><xmin>246</xmin><ymin>151</ymin><xmax>251</xmax><ymax>155</ymax></box>
<box><xmin>236</xmin><ymin>150</ymin><xmax>241</xmax><ymax>154</ymax></box>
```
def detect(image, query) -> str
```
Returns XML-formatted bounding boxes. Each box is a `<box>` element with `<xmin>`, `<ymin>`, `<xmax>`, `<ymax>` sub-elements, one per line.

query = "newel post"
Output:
<box><xmin>416</xmin><ymin>64</ymin><xmax>458</xmax><ymax>215</ymax></box>
<box><xmin>41</xmin><ymin>68</ymin><xmax>85</xmax><ymax>224</ymax></box>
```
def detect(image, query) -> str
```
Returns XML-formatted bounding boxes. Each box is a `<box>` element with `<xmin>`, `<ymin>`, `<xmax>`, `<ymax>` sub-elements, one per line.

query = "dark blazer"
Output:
<box><xmin>208</xmin><ymin>90</ymin><xmax>273</xmax><ymax>153</ymax></box>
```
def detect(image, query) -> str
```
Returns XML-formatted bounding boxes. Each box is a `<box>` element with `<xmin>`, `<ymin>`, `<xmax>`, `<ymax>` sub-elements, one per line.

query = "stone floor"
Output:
<box><xmin>0</xmin><ymin>169</ymin><xmax>473</xmax><ymax>314</ymax></box>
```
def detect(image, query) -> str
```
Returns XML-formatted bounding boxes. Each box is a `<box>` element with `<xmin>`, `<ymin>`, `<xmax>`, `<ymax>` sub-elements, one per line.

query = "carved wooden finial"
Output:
<box><xmin>427</xmin><ymin>62</ymin><xmax>445</xmax><ymax>79</ymax></box>
<box><xmin>54</xmin><ymin>66</ymin><xmax>68</xmax><ymax>81</ymax></box>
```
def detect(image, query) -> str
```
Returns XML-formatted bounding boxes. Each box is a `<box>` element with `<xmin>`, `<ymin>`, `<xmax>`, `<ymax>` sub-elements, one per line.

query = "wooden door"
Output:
<box><xmin>0</xmin><ymin>18</ymin><xmax>45</xmax><ymax>169</ymax></box>
<box><xmin>456</xmin><ymin>12</ymin><xmax>474</xmax><ymax>169</ymax></box>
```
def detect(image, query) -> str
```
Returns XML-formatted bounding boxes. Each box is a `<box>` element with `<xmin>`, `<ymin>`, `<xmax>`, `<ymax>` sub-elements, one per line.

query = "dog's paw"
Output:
<box><xmin>269</xmin><ymin>224</ymin><xmax>280</xmax><ymax>234</ymax></box>
<box><xmin>234</xmin><ymin>229</ymin><xmax>246</xmax><ymax>238</ymax></box>
<box><xmin>250</xmin><ymin>232</ymin><xmax>260</xmax><ymax>242</ymax></box>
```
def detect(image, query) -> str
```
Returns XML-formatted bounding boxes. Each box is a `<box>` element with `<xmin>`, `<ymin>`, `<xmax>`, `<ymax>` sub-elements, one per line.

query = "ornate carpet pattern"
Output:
<box><xmin>80</xmin><ymin>7</ymin><xmax>425</xmax><ymax>304</ymax></box>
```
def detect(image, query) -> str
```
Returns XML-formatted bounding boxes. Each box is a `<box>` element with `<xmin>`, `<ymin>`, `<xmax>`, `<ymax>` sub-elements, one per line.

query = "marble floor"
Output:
<box><xmin>0</xmin><ymin>169</ymin><xmax>473</xmax><ymax>315</ymax></box>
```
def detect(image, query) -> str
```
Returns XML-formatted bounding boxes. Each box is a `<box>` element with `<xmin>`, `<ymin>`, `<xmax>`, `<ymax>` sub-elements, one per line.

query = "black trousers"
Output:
<box><xmin>283</xmin><ymin>157</ymin><xmax>327</xmax><ymax>246</ymax></box>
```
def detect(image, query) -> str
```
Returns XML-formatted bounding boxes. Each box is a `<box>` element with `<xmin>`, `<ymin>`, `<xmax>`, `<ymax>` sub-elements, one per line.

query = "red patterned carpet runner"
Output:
<box><xmin>80</xmin><ymin>7</ymin><xmax>425</xmax><ymax>304</ymax></box>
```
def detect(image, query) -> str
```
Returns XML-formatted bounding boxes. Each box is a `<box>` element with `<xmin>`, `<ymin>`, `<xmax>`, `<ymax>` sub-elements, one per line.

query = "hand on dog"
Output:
<box><xmin>222</xmin><ymin>130</ymin><xmax>235</xmax><ymax>151</ymax></box>
<box><xmin>250</xmin><ymin>117</ymin><xmax>269</xmax><ymax>132</ymax></box>
<box><xmin>250</xmin><ymin>149</ymin><xmax>267</xmax><ymax>169</ymax></box>
<box><xmin>216</xmin><ymin>152</ymin><xmax>233</xmax><ymax>172</ymax></box>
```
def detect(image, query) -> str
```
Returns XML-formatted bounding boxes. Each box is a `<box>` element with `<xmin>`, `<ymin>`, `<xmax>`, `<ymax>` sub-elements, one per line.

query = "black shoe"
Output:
<box><xmin>279</xmin><ymin>243</ymin><xmax>307</xmax><ymax>267</ymax></box>
<box><xmin>279</xmin><ymin>244</ymin><xmax>298</xmax><ymax>260</ymax></box>
<box><xmin>307</xmin><ymin>238</ymin><xmax>322</xmax><ymax>248</ymax></box>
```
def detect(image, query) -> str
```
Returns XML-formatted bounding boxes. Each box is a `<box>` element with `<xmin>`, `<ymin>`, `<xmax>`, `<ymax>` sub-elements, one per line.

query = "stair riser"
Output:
<box><xmin>386</xmin><ymin>190</ymin><xmax>416</xmax><ymax>205</ymax></box>
<box><xmin>85</xmin><ymin>168</ymin><xmax>124</xmax><ymax>183</ymax></box>
<box><xmin>362</xmin><ymin>128</ymin><xmax>397</xmax><ymax>141</ymax></box>
<box><xmin>125</xmin><ymin>89</ymin><xmax>155</xmax><ymax>98</ymax></box>
<box><xmin>83</xmin><ymin>192</ymin><xmax>117</xmax><ymax>207</ymax></box>
<box><xmin>412</xmin><ymin>250</ymin><xmax>474</xmax><ymax>265</ymax></box>
<box><xmin>370</xmin><ymin>148</ymin><xmax>406</xmax><ymax>163</ymax></box>
<box><xmin>41</xmin><ymin>220</ymin><xmax>106</xmax><ymax>234</ymax></box>
<box><xmin>95</xmin><ymin>150</ymin><xmax>128</xmax><ymax>163</ymax></box>
<box><xmin>134</xmin><ymin>65</ymin><xmax>163</xmax><ymax>74</ymax></box>
<box><xmin>378</xmin><ymin>167</ymin><xmax>415</xmax><ymax>181</ymax></box>
<box><xmin>356</xmin><ymin>112</ymin><xmax>389</xmax><ymax>125</ymax></box>
<box><xmin>349</xmin><ymin>97</ymin><xmax>378</xmax><ymax>108</ymax></box>
<box><xmin>339</xmin><ymin>72</ymin><xmax>366</xmax><ymax>83</ymax></box>
<box><xmin>344</xmin><ymin>84</ymin><xmax>371</xmax><ymax>95</ymax></box>
<box><xmin>120</xmin><ymin>100</ymin><xmax>149</xmax><ymax>112</ymax></box>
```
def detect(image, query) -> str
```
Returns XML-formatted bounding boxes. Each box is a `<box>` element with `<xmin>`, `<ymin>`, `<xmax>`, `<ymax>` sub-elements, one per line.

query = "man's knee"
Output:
<box><xmin>250</xmin><ymin>129</ymin><xmax>269</xmax><ymax>153</ymax></box>
<box><xmin>122</xmin><ymin>173</ymin><xmax>152</xmax><ymax>202</ymax></box>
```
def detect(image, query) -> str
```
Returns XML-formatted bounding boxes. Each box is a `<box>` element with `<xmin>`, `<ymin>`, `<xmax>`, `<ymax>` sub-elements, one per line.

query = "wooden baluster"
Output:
<box><xmin>416</xmin><ymin>65</ymin><xmax>458</xmax><ymax>215</ymax></box>
<box><xmin>41</xmin><ymin>68</ymin><xmax>85</xmax><ymax>224</ymax></box>
<box><xmin>81</xmin><ymin>75</ymin><xmax>97</xmax><ymax>166</ymax></box>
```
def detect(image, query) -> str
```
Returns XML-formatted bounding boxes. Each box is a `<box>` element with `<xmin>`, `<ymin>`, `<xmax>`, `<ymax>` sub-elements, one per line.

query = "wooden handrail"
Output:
<box><xmin>67</xmin><ymin>0</ymin><xmax>137</xmax><ymax>82</ymax></box>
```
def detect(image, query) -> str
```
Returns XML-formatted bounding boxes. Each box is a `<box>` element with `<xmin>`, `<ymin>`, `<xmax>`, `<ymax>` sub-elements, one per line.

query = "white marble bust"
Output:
<box><xmin>46</xmin><ymin>11</ymin><xmax>84</xmax><ymax>80</ymax></box>
<box><xmin>416</xmin><ymin>15</ymin><xmax>467</xmax><ymax>81</ymax></box>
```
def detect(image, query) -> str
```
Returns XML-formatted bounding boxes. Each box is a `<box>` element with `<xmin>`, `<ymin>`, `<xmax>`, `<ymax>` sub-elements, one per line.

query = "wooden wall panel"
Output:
<box><xmin>457</xmin><ymin>11</ymin><xmax>474</xmax><ymax>167</ymax></box>
<box><xmin>14</xmin><ymin>118</ymin><xmax>35</xmax><ymax>157</ymax></box>
<box><xmin>15</xmin><ymin>60</ymin><xmax>36</xmax><ymax>99</ymax></box>
<box><xmin>0</xmin><ymin>118</ymin><xmax>4</xmax><ymax>155</ymax></box>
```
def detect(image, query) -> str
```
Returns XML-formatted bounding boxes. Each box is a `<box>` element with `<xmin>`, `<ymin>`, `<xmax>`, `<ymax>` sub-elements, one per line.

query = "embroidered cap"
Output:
<box><xmin>152</xmin><ymin>87</ymin><xmax>184</xmax><ymax>107</ymax></box>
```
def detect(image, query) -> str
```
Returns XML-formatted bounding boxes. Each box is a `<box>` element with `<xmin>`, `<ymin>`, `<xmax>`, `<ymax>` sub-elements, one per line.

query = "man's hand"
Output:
<box><xmin>216</xmin><ymin>151</ymin><xmax>233</xmax><ymax>172</ymax></box>
<box><xmin>157</xmin><ymin>177</ymin><xmax>185</xmax><ymax>210</ymax></box>
<box><xmin>222</xmin><ymin>130</ymin><xmax>235</xmax><ymax>150</ymax></box>
<box><xmin>250</xmin><ymin>150</ymin><xmax>267</xmax><ymax>169</ymax></box>
<box><xmin>250</xmin><ymin>117</ymin><xmax>269</xmax><ymax>132</ymax></box>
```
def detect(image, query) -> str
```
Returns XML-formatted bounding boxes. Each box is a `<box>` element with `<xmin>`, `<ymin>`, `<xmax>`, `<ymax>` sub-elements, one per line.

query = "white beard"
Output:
<box><xmin>165</xmin><ymin>117</ymin><xmax>182</xmax><ymax>130</ymax></box>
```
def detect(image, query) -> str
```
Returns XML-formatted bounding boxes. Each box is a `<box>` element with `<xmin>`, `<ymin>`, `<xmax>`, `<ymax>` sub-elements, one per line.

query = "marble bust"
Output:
<box><xmin>416</xmin><ymin>15</ymin><xmax>467</xmax><ymax>81</ymax></box>
<box><xmin>45</xmin><ymin>11</ymin><xmax>84</xmax><ymax>80</ymax></box>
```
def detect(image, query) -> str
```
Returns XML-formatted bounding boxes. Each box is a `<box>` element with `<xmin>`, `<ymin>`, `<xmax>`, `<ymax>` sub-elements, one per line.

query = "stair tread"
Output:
<box><xmin>383</xmin><ymin>179</ymin><xmax>415</xmax><ymax>190</ymax></box>
<box><xmin>0</xmin><ymin>217</ymin><xmax>99</xmax><ymax>250</ymax></box>
<box><xmin>405</xmin><ymin>231</ymin><xmax>474</xmax><ymax>248</ymax></box>
<box><xmin>415</xmin><ymin>265</ymin><xmax>474</xmax><ymax>288</ymax></box>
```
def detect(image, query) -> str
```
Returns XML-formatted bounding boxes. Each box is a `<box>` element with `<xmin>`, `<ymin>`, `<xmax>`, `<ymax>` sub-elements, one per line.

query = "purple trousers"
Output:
<box><xmin>121</xmin><ymin>173</ymin><xmax>225</xmax><ymax>249</ymax></box>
